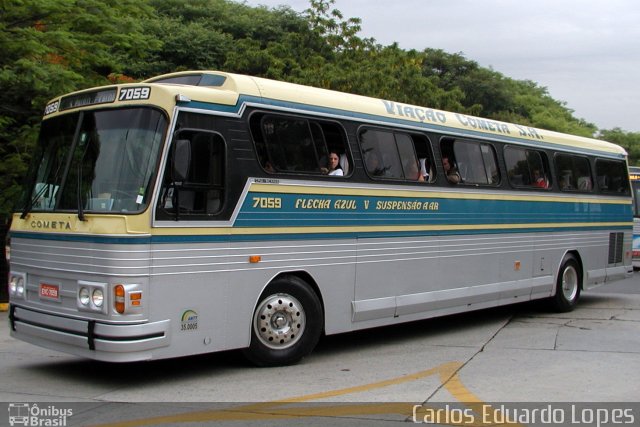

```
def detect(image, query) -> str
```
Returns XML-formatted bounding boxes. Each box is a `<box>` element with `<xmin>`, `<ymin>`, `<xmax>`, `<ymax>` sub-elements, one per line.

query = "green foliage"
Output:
<box><xmin>0</xmin><ymin>0</ymin><xmax>158</xmax><ymax>221</ymax></box>
<box><xmin>305</xmin><ymin>0</ymin><xmax>367</xmax><ymax>52</ymax></box>
<box><xmin>598</xmin><ymin>128</ymin><xmax>640</xmax><ymax>166</ymax></box>
<box><xmin>1</xmin><ymin>0</ymin><xmax>637</xmax><ymax>222</ymax></box>
<box><xmin>142</xmin><ymin>0</ymin><xmax>318</xmax><ymax>79</ymax></box>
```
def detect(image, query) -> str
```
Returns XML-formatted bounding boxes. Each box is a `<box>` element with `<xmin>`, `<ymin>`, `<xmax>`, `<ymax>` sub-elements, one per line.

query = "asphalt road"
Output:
<box><xmin>1</xmin><ymin>273</ymin><xmax>638</xmax><ymax>426</ymax></box>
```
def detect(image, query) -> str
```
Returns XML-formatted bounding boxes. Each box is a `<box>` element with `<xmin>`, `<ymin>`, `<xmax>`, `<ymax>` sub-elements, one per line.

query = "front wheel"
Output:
<box><xmin>244</xmin><ymin>275</ymin><xmax>323</xmax><ymax>367</ymax></box>
<box><xmin>549</xmin><ymin>255</ymin><xmax>582</xmax><ymax>312</ymax></box>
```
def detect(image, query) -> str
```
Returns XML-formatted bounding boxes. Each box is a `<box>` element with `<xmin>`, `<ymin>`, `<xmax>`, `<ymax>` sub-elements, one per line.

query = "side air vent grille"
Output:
<box><xmin>608</xmin><ymin>232</ymin><xmax>624</xmax><ymax>264</ymax></box>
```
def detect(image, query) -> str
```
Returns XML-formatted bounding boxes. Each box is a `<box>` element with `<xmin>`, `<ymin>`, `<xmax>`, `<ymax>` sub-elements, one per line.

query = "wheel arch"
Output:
<box><xmin>554</xmin><ymin>249</ymin><xmax>585</xmax><ymax>295</ymax></box>
<box><xmin>566</xmin><ymin>250</ymin><xmax>584</xmax><ymax>290</ymax></box>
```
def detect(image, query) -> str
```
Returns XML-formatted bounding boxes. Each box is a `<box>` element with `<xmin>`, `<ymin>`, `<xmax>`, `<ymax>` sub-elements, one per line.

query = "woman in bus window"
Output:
<box><xmin>322</xmin><ymin>151</ymin><xmax>343</xmax><ymax>176</ymax></box>
<box><xmin>443</xmin><ymin>156</ymin><xmax>461</xmax><ymax>184</ymax></box>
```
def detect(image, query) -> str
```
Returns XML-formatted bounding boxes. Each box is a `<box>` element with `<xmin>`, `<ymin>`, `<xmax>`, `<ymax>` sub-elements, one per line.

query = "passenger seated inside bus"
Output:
<box><xmin>532</xmin><ymin>169</ymin><xmax>549</xmax><ymax>188</ymax></box>
<box><xmin>419</xmin><ymin>158</ymin><xmax>434</xmax><ymax>182</ymax></box>
<box><xmin>442</xmin><ymin>156</ymin><xmax>461</xmax><ymax>184</ymax></box>
<box><xmin>560</xmin><ymin>171</ymin><xmax>573</xmax><ymax>190</ymax></box>
<box><xmin>264</xmin><ymin>160</ymin><xmax>276</xmax><ymax>173</ymax></box>
<box><xmin>339</xmin><ymin>153</ymin><xmax>349</xmax><ymax>175</ymax></box>
<box><xmin>364</xmin><ymin>151</ymin><xmax>387</xmax><ymax>177</ymax></box>
<box><xmin>597</xmin><ymin>175</ymin><xmax>608</xmax><ymax>190</ymax></box>
<box><xmin>577</xmin><ymin>176</ymin><xmax>592</xmax><ymax>190</ymax></box>
<box><xmin>404</xmin><ymin>160</ymin><xmax>425</xmax><ymax>182</ymax></box>
<box><xmin>320</xmin><ymin>151</ymin><xmax>344</xmax><ymax>176</ymax></box>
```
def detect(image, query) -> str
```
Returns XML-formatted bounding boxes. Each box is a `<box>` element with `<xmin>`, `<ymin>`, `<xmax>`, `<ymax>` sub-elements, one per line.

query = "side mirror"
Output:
<box><xmin>172</xmin><ymin>139</ymin><xmax>191</xmax><ymax>182</ymax></box>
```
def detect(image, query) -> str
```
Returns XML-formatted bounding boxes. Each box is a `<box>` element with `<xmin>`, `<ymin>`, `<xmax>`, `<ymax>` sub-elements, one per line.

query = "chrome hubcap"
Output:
<box><xmin>561</xmin><ymin>265</ymin><xmax>579</xmax><ymax>301</ymax></box>
<box><xmin>254</xmin><ymin>293</ymin><xmax>305</xmax><ymax>350</ymax></box>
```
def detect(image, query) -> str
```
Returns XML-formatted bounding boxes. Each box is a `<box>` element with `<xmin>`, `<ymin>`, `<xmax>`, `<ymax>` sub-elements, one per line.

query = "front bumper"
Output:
<box><xmin>9</xmin><ymin>305</ymin><xmax>170</xmax><ymax>362</ymax></box>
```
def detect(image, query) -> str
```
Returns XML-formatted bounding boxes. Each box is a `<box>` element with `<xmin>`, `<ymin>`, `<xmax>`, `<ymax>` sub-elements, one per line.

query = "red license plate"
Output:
<box><xmin>40</xmin><ymin>283</ymin><xmax>59</xmax><ymax>300</ymax></box>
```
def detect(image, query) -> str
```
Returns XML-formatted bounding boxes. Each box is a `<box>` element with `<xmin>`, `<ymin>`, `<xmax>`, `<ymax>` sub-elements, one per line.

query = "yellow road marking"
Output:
<box><xmin>90</xmin><ymin>361</ymin><xmax>522</xmax><ymax>427</ymax></box>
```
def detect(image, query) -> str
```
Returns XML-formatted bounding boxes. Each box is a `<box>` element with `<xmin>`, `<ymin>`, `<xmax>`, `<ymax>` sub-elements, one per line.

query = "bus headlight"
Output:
<box><xmin>79</xmin><ymin>287</ymin><xmax>91</xmax><ymax>306</ymax></box>
<box><xmin>77</xmin><ymin>281</ymin><xmax>107</xmax><ymax>314</ymax></box>
<box><xmin>92</xmin><ymin>288</ymin><xmax>104</xmax><ymax>307</ymax></box>
<box><xmin>8</xmin><ymin>272</ymin><xmax>26</xmax><ymax>299</ymax></box>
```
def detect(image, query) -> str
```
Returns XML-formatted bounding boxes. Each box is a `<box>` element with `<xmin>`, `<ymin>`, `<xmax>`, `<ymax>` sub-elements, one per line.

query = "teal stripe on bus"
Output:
<box><xmin>235</xmin><ymin>192</ymin><xmax>632</xmax><ymax>228</ymax></box>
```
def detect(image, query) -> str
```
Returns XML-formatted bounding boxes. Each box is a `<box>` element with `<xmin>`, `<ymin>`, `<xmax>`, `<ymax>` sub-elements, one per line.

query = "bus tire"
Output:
<box><xmin>244</xmin><ymin>275</ymin><xmax>323</xmax><ymax>367</ymax></box>
<box><xmin>550</xmin><ymin>254</ymin><xmax>581</xmax><ymax>312</ymax></box>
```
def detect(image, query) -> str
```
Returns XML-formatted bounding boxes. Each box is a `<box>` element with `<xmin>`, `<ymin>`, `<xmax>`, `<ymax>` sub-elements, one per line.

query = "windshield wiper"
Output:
<box><xmin>21</xmin><ymin>168</ymin><xmax>65</xmax><ymax>219</ymax></box>
<box><xmin>20</xmin><ymin>183</ymin><xmax>49</xmax><ymax>219</ymax></box>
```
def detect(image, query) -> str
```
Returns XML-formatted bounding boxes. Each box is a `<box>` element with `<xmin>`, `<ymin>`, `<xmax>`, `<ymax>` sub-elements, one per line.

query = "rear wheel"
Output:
<box><xmin>244</xmin><ymin>275</ymin><xmax>323</xmax><ymax>367</ymax></box>
<box><xmin>550</xmin><ymin>255</ymin><xmax>581</xmax><ymax>312</ymax></box>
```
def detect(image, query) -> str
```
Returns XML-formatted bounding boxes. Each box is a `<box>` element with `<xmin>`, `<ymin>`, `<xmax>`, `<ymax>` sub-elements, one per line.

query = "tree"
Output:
<box><xmin>305</xmin><ymin>0</ymin><xmax>368</xmax><ymax>53</ymax></box>
<box><xmin>0</xmin><ymin>0</ymin><xmax>157</xmax><ymax>220</ymax></box>
<box><xmin>598</xmin><ymin>128</ymin><xmax>640</xmax><ymax>166</ymax></box>
<box><xmin>0</xmin><ymin>0</ymin><xmax>633</xmax><ymax>223</ymax></box>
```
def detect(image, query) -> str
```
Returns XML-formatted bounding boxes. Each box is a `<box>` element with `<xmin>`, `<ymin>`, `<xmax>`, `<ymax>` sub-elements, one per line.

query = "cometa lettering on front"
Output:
<box><xmin>30</xmin><ymin>220</ymin><xmax>71</xmax><ymax>230</ymax></box>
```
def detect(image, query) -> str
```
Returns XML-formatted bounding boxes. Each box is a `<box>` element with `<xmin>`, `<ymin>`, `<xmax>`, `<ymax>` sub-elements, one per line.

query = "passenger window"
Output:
<box><xmin>555</xmin><ymin>154</ymin><xmax>592</xmax><ymax>192</ymax></box>
<box><xmin>360</xmin><ymin>128</ymin><xmax>434</xmax><ymax>182</ymax></box>
<box><xmin>251</xmin><ymin>114</ymin><xmax>350</xmax><ymax>176</ymax></box>
<box><xmin>158</xmin><ymin>129</ymin><xmax>225</xmax><ymax>218</ymax></box>
<box><xmin>504</xmin><ymin>146</ymin><xmax>550</xmax><ymax>189</ymax></box>
<box><xmin>361</xmin><ymin>129</ymin><xmax>401</xmax><ymax>178</ymax></box>
<box><xmin>595</xmin><ymin>159</ymin><xmax>630</xmax><ymax>194</ymax></box>
<box><xmin>442</xmin><ymin>139</ymin><xmax>499</xmax><ymax>185</ymax></box>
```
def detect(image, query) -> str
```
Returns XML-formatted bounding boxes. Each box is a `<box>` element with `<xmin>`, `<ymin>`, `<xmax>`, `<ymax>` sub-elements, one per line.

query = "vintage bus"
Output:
<box><xmin>7</xmin><ymin>71</ymin><xmax>634</xmax><ymax>365</ymax></box>
<box><xmin>630</xmin><ymin>166</ymin><xmax>640</xmax><ymax>269</ymax></box>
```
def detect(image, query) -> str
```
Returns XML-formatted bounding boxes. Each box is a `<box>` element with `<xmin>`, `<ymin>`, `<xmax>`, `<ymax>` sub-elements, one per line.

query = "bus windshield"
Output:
<box><xmin>21</xmin><ymin>108</ymin><xmax>166</xmax><ymax>215</ymax></box>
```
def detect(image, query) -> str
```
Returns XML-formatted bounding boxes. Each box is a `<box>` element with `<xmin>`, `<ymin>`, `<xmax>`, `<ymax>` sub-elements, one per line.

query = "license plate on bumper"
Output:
<box><xmin>39</xmin><ymin>283</ymin><xmax>60</xmax><ymax>301</ymax></box>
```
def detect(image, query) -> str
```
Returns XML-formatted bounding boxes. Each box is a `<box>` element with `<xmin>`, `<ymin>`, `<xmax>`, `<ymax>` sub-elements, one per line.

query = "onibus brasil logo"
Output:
<box><xmin>8</xmin><ymin>403</ymin><xmax>72</xmax><ymax>426</ymax></box>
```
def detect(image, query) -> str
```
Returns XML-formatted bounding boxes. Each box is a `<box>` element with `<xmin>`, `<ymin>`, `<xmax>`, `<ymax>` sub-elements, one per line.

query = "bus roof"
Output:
<box><xmin>145</xmin><ymin>71</ymin><xmax>626</xmax><ymax>158</ymax></box>
<box><xmin>45</xmin><ymin>70</ymin><xmax>627</xmax><ymax>158</ymax></box>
